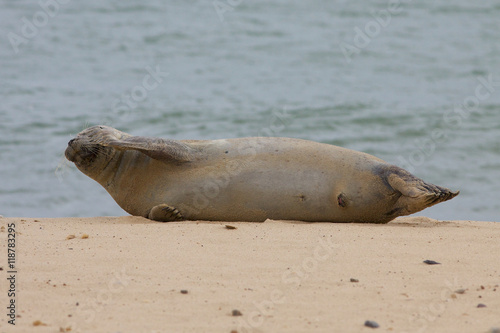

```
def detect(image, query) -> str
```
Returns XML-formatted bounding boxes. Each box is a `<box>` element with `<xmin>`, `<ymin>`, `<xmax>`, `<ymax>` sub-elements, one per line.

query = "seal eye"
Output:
<box><xmin>337</xmin><ymin>193</ymin><xmax>347</xmax><ymax>208</ymax></box>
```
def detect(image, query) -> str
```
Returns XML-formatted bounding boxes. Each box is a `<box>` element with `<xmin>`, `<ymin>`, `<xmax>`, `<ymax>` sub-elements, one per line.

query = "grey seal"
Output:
<box><xmin>65</xmin><ymin>125</ymin><xmax>459</xmax><ymax>223</ymax></box>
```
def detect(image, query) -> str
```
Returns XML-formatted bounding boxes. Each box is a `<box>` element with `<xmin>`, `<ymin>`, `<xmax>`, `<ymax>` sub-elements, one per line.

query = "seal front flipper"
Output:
<box><xmin>383</xmin><ymin>165</ymin><xmax>459</xmax><ymax>216</ymax></box>
<box><xmin>103</xmin><ymin>136</ymin><xmax>194</xmax><ymax>163</ymax></box>
<box><xmin>148</xmin><ymin>204</ymin><xmax>184</xmax><ymax>222</ymax></box>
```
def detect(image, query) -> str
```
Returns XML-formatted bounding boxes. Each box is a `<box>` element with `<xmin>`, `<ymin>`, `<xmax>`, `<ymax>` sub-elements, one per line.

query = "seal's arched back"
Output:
<box><xmin>65</xmin><ymin>125</ymin><xmax>459</xmax><ymax>223</ymax></box>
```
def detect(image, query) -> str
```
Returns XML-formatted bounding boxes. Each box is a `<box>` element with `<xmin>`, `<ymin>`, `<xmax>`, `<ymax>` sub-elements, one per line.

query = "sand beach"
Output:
<box><xmin>1</xmin><ymin>216</ymin><xmax>499</xmax><ymax>332</ymax></box>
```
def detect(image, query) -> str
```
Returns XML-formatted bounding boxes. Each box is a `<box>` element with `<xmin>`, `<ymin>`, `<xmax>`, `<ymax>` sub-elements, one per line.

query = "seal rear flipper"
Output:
<box><xmin>384</xmin><ymin>166</ymin><xmax>459</xmax><ymax>216</ymax></box>
<box><xmin>148</xmin><ymin>204</ymin><xmax>184</xmax><ymax>222</ymax></box>
<box><xmin>103</xmin><ymin>136</ymin><xmax>194</xmax><ymax>163</ymax></box>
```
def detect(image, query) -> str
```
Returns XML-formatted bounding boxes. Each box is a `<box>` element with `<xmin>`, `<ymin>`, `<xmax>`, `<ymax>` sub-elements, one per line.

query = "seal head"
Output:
<box><xmin>65</xmin><ymin>126</ymin><xmax>127</xmax><ymax>178</ymax></box>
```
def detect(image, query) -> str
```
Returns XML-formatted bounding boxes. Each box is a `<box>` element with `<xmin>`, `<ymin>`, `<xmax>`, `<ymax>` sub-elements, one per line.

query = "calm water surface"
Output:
<box><xmin>1</xmin><ymin>0</ymin><xmax>499</xmax><ymax>221</ymax></box>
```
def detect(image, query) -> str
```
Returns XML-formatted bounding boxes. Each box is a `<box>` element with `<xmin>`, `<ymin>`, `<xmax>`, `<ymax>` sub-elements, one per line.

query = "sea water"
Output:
<box><xmin>1</xmin><ymin>0</ymin><xmax>499</xmax><ymax>221</ymax></box>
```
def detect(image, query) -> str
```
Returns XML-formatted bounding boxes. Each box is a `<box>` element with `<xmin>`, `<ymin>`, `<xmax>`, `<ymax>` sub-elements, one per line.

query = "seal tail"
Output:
<box><xmin>384</xmin><ymin>166</ymin><xmax>459</xmax><ymax>216</ymax></box>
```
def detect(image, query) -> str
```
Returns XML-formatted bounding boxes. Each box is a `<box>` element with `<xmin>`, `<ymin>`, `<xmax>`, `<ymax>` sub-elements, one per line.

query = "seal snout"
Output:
<box><xmin>65</xmin><ymin>139</ymin><xmax>78</xmax><ymax>162</ymax></box>
<box><xmin>65</xmin><ymin>137</ymin><xmax>90</xmax><ymax>163</ymax></box>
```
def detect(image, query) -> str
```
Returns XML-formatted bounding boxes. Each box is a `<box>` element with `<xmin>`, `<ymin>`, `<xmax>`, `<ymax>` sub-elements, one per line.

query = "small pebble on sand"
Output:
<box><xmin>232</xmin><ymin>309</ymin><xmax>242</xmax><ymax>316</ymax></box>
<box><xmin>364</xmin><ymin>320</ymin><xmax>379</xmax><ymax>328</ymax></box>
<box><xmin>423</xmin><ymin>260</ymin><xmax>440</xmax><ymax>265</ymax></box>
<box><xmin>180</xmin><ymin>290</ymin><xmax>188</xmax><ymax>294</ymax></box>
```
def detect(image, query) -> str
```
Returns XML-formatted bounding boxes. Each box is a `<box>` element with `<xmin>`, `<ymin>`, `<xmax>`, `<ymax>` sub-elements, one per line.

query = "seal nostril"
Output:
<box><xmin>68</xmin><ymin>139</ymin><xmax>76</xmax><ymax>145</ymax></box>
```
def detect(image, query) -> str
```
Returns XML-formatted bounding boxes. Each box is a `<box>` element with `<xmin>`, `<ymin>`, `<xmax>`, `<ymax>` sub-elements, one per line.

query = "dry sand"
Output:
<box><xmin>0</xmin><ymin>216</ymin><xmax>499</xmax><ymax>333</ymax></box>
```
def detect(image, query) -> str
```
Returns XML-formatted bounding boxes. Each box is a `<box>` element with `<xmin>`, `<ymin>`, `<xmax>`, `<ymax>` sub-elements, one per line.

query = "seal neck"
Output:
<box><xmin>94</xmin><ymin>151</ymin><xmax>125</xmax><ymax>187</ymax></box>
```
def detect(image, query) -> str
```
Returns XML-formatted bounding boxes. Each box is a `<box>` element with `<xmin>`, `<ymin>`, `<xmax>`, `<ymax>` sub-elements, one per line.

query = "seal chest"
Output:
<box><xmin>66</xmin><ymin>125</ymin><xmax>459</xmax><ymax>223</ymax></box>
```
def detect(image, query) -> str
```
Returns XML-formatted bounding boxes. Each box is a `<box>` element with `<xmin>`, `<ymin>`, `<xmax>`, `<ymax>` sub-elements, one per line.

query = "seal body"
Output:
<box><xmin>65</xmin><ymin>126</ymin><xmax>459</xmax><ymax>223</ymax></box>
